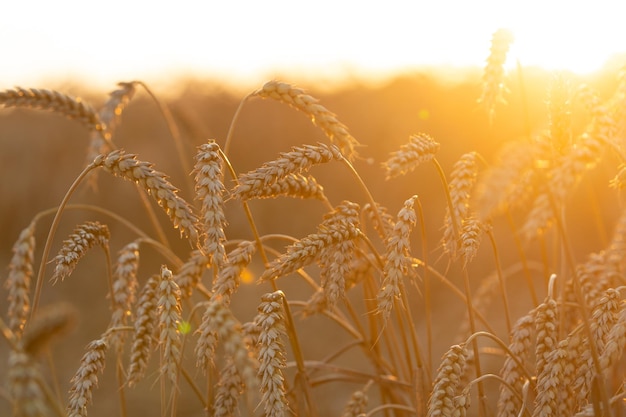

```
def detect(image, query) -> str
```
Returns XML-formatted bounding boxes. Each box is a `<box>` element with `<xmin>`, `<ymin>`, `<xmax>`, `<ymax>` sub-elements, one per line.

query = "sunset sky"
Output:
<box><xmin>1</xmin><ymin>0</ymin><xmax>625</xmax><ymax>90</ymax></box>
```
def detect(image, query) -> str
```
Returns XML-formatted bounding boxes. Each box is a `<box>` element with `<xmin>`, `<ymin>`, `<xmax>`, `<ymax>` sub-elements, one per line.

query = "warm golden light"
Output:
<box><xmin>0</xmin><ymin>0</ymin><xmax>624</xmax><ymax>88</ymax></box>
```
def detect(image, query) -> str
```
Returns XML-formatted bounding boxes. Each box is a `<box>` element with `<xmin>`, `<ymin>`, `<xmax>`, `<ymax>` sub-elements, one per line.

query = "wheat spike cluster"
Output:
<box><xmin>3</xmin><ymin>29</ymin><xmax>626</xmax><ymax>417</ymax></box>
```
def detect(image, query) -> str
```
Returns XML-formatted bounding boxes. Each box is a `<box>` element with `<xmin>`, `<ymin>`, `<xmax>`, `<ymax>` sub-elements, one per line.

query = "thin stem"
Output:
<box><xmin>31</xmin><ymin>163</ymin><xmax>98</xmax><ymax>318</ymax></box>
<box><xmin>486</xmin><ymin>228</ymin><xmax>512</xmax><ymax>334</ymax></box>
<box><xmin>223</xmin><ymin>93</ymin><xmax>253</xmax><ymax>157</ymax></box>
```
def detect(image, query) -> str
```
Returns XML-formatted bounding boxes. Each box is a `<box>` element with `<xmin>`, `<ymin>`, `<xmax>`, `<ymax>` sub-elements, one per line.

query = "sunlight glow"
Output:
<box><xmin>0</xmin><ymin>0</ymin><xmax>624</xmax><ymax>89</ymax></box>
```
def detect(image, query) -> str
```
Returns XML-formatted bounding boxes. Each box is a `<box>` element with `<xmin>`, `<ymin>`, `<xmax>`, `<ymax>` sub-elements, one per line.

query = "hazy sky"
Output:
<box><xmin>1</xmin><ymin>0</ymin><xmax>625</xmax><ymax>90</ymax></box>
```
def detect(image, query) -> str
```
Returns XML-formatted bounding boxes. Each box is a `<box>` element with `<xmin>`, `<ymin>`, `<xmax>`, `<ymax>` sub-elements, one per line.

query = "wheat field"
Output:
<box><xmin>1</xmin><ymin>31</ymin><xmax>626</xmax><ymax>417</ymax></box>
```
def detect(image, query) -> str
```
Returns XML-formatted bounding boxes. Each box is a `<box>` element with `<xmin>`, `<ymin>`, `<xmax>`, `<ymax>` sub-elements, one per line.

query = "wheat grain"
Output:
<box><xmin>256</xmin><ymin>291</ymin><xmax>288</xmax><ymax>417</ymax></box>
<box><xmin>85</xmin><ymin>81</ymin><xmax>137</xmax><ymax>168</ymax></box>
<box><xmin>157</xmin><ymin>265</ymin><xmax>182</xmax><ymax>384</ymax></box>
<box><xmin>260</xmin><ymin>210</ymin><xmax>360</xmax><ymax>281</ymax></box>
<box><xmin>572</xmin><ymin>289</ymin><xmax>620</xmax><ymax>407</ymax></box>
<box><xmin>194</xmin><ymin>140</ymin><xmax>228</xmax><ymax>265</ymax></box>
<box><xmin>548</xmin><ymin>73</ymin><xmax>573</xmax><ymax>154</ymax></box>
<box><xmin>92</xmin><ymin>150</ymin><xmax>199</xmax><ymax>241</ymax></box>
<box><xmin>212</xmin><ymin>359</ymin><xmax>245</xmax><ymax>417</ymax></box>
<box><xmin>127</xmin><ymin>274</ymin><xmax>159</xmax><ymax>387</ymax></box>
<box><xmin>107</xmin><ymin>241</ymin><xmax>140</xmax><ymax>349</ymax></box>
<box><xmin>237</xmin><ymin>172</ymin><xmax>325</xmax><ymax>201</ymax></box>
<box><xmin>5</xmin><ymin>222</ymin><xmax>36</xmax><ymax>336</ymax></box>
<box><xmin>362</xmin><ymin>202</ymin><xmax>395</xmax><ymax>241</ymax></box>
<box><xmin>427</xmin><ymin>344</ymin><xmax>469</xmax><ymax>417</ymax></box>
<box><xmin>51</xmin><ymin>221</ymin><xmax>110</xmax><ymax>283</ymax></box>
<box><xmin>497</xmin><ymin>311</ymin><xmax>535</xmax><ymax>417</ymax></box>
<box><xmin>341</xmin><ymin>384</ymin><xmax>369</xmax><ymax>417</ymax></box>
<box><xmin>195</xmin><ymin>297</ymin><xmax>257</xmax><ymax>388</ymax></box>
<box><xmin>460</xmin><ymin>216</ymin><xmax>486</xmax><ymax>266</ymax></box>
<box><xmin>318</xmin><ymin>201</ymin><xmax>360</xmax><ymax>309</ymax></box>
<box><xmin>67</xmin><ymin>338</ymin><xmax>108</xmax><ymax>417</ymax></box>
<box><xmin>532</xmin><ymin>298</ymin><xmax>559</xmax><ymax>417</ymax></box>
<box><xmin>233</xmin><ymin>143</ymin><xmax>343</xmax><ymax>201</ymax></box>
<box><xmin>377</xmin><ymin>195</ymin><xmax>417</xmax><ymax>323</ymax></box>
<box><xmin>598</xmin><ymin>300</ymin><xmax>626</xmax><ymax>373</ymax></box>
<box><xmin>253</xmin><ymin>80</ymin><xmax>360</xmax><ymax>160</ymax></box>
<box><xmin>0</xmin><ymin>87</ymin><xmax>104</xmax><ymax>132</ymax></box>
<box><xmin>383</xmin><ymin>133</ymin><xmax>440</xmax><ymax>179</ymax></box>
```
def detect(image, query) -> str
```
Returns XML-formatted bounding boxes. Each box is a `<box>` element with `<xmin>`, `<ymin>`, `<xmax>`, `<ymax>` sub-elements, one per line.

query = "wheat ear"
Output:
<box><xmin>212</xmin><ymin>359</ymin><xmax>245</xmax><ymax>417</ymax></box>
<box><xmin>85</xmin><ymin>81</ymin><xmax>137</xmax><ymax>165</ymax></box>
<box><xmin>127</xmin><ymin>274</ymin><xmax>159</xmax><ymax>387</ymax></box>
<box><xmin>67</xmin><ymin>339</ymin><xmax>108</xmax><ymax>417</ymax></box>
<box><xmin>478</xmin><ymin>28</ymin><xmax>514</xmax><ymax>122</ymax></box>
<box><xmin>441</xmin><ymin>152</ymin><xmax>479</xmax><ymax>259</ymax></box>
<box><xmin>233</xmin><ymin>143</ymin><xmax>343</xmax><ymax>200</ymax></box>
<box><xmin>341</xmin><ymin>382</ymin><xmax>371</xmax><ymax>417</ymax></box>
<box><xmin>92</xmin><ymin>150</ymin><xmax>198</xmax><ymax>241</ymax></box>
<box><xmin>107</xmin><ymin>241</ymin><xmax>140</xmax><ymax>350</ymax></box>
<box><xmin>0</xmin><ymin>87</ymin><xmax>104</xmax><ymax>133</ymax></box>
<box><xmin>427</xmin><ymin>344</ymin><xmax>469</xmax><ymax>417</ymax></box>
<box><xmin>256</xmin><ymin>291</ymin><xmax>288</xmax><ymax>417</ymax></box>
<box><xmin>7</xmin><ymin>350</ymin><xmax>53</xmax><ymax>417</ymax></box>
<box><xmin>174</xmin><ymin>249</ymin><xmax>209</xmax><ymax>299</ymax></box>
<box><xmin>157</xmin><ymin>265</ymin><xmax>182</xmax><ymax>385</ymax></box>
<box><xmin>260</xmin><ymin>206</ymin><xmax>361</xmax><ymax>281</ymax></box>
<box><xmin>318</xmin><ymin>201</ymin><xmax>360</xmax><ymax>309</ymax></box>
<box><xmin>194</xmin><ymin>140</ymin><xmax>228</xmax><ymax>265</ymax></box>
<box><xmin>252</xmin><ymin>80</ymin><xmax>360</xmax><ymax>160</ymax></box>
<box><xmin>237</xmin><ymin>172</ymin><xmax>326</xmax><ymax>201</ymax></box>
<box><xmin>212</xmin><ymin>240</ymin><xmax>257</xmax><ymax>305</ymax></box>
<box><xmin>533</xmin><ymin>297</ymin><xmax>558</xmax><ymax>417</ymax></box>
<box><xmin>51</xmin><ymin>221</ymin><xmax>110</xmax><ymax>283</ymax></box>
<box><xmin>497</xmin><ymin>311</ymin><xmax>535</xmax><ymax>417</ymax></box>
<box><xmin>5</xmin><ymin>222</ymin><xmax>36</xmax><ymax>336</ymax></box>
<box><xmin>383</xmin><ymin>133</ymin><xmax>440</xmax><ymax>179</ymax></box>
<box><xmin>195</xmin><ymin>297</ymin><xmax>258</xmax><ymax>389</ymax></box>
<box><xmin>20</xmin><ymin>302</ymin><xmax>77</xmax><ymax>357</ymax></box>
<box><xmin>376</xmin><ymin>195</ymin><xmax>418</xmax><ymax>323</ymax></box>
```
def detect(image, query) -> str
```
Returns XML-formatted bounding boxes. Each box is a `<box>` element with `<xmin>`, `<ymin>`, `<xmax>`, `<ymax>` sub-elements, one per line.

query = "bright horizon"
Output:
<box><xmin>2</xmin><ymin>0</ymin><xmax>625</xmax><ymax>92</ymax></box>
